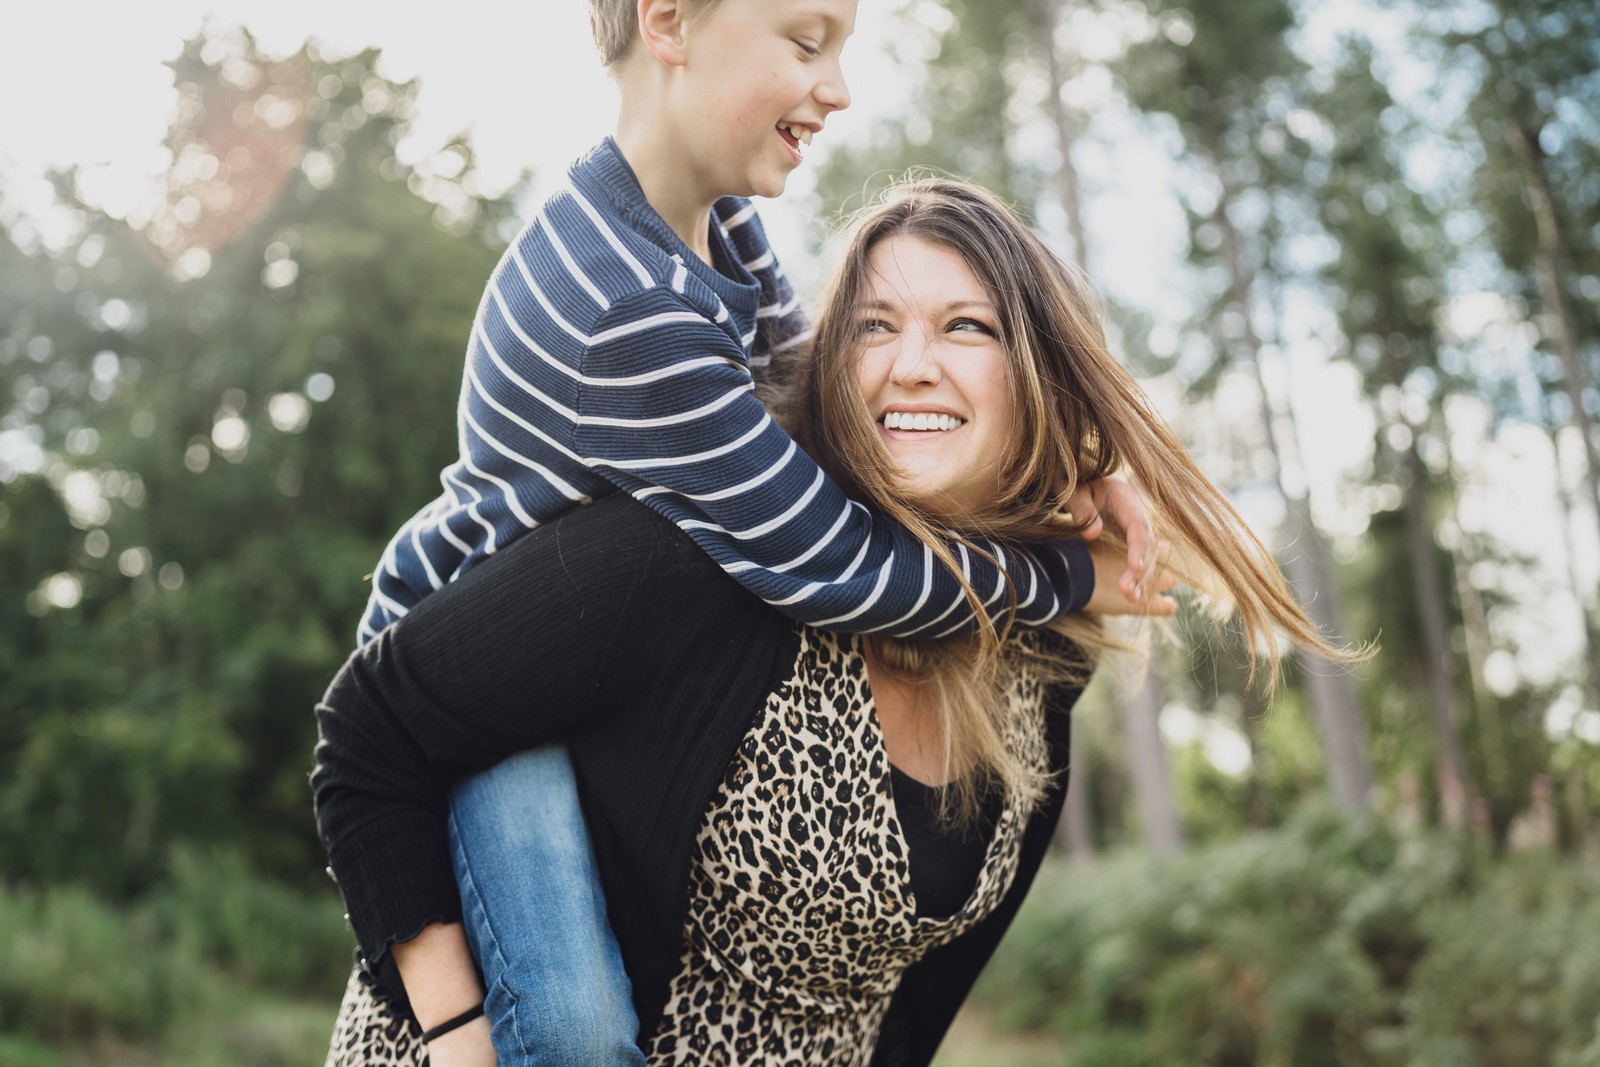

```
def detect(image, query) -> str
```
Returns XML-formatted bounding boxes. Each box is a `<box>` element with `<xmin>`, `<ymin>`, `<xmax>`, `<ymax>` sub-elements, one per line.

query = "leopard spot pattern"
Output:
<box><xmin>645</xmin><ymin>628</ymin><xmax>1049</xmax><ymax>1066</ymax></box>
<box><xmin>324</xmin><ymin>966</ymin><xmax>428</xmax><ymax>1067</ymax></box>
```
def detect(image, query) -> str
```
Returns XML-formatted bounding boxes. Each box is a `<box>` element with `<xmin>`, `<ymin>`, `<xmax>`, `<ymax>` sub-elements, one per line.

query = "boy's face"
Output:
<box><xmin>677</xmin><ymin>0</ymin><xmax>856</xmax><ymax>200</ymax></box>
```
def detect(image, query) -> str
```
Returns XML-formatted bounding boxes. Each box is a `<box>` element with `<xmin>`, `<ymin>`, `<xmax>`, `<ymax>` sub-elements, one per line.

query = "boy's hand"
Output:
<box><xmin>1083</xmin><ymin>538</ymin><xmax>1178</xmax><ymax>616</ymax></box>
<box><xmin>1060</xmin><ymin>474</ymin><xmax>1158</xmax><ymax>605</ymax></box>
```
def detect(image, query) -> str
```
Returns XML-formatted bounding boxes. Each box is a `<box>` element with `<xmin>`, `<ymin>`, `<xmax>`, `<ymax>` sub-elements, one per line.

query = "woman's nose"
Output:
<box><xmin>889</xmin><ymin>332</ymin><xmax>940</xmax><ymax>386</ymax></box>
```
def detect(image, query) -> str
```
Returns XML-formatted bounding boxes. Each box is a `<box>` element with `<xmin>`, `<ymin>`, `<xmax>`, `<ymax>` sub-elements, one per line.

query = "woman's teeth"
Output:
<box><xmin>883</xmin><ymin>411</ymin><xmax>964</xmax><ymax>431</ymax></box>
<box><xmin>779</xmin><ymin>123</ymin><xmax>814</xmax><ymax>146</ymax></box>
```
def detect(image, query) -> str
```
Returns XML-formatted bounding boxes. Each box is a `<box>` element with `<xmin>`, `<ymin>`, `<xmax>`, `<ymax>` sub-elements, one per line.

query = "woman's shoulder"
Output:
<box><xmin>491</xmin><ymin>492</ymin><xmax>733</xmax><ymax>590</ymax></box>
<box><xmin>398</xmin><ymin>492</ymin><xmax>766</xmax><ymax>648</ymax></box>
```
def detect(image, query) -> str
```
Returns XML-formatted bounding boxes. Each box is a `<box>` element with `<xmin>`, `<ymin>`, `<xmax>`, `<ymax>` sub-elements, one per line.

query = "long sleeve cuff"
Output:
<box><xmin>1056</xmin><ymin>538</ymin><xmax>1095</xmax><ymax>614</ymax></box>
<box><xmin>323</xmin><ymin>806</ymin><xmax>463</xmax><ymax>990</ymax></box>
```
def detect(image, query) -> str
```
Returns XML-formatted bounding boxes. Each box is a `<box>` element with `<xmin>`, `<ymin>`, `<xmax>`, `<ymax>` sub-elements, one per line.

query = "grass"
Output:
<box><xmin>0</xmin><ymin>990</ymin><xmax>336</xmax><ymax>1067</ymax></box>
<box><xmin>935</xmin><ymin>1004</ymin><xmax>1068</xmax><ymax>1067</ymax></box>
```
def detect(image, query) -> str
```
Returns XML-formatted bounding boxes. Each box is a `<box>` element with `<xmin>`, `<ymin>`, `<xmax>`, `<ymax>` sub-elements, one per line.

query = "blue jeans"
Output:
<box><xmin>448</xmin><ymin>746</ymin><xmax>645</xmax><ymax>1066</ymax></box>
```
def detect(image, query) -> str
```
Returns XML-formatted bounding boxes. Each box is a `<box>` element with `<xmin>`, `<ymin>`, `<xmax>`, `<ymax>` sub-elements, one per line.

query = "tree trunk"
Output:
<box><xmin>1029</xmin><ymin>0</ymin><xmax>1090</xmax><ymax>268</ymax></box>
<box><xmin>1543</xmin><ymin>417</ymin><xmax>1600</xmax><ymax>709</ymax></box>
<box><xmin>1238</xmin><ymin>669</ymin><xmax>1272</xmax><ymax>829</ymax></box>
<box><xmin>1059</xmin><ymin>715</ymin><xmax>1098</xmax><ymax>858</ymax></box>
<box><xmin>1279</xmin><ymin>523</ymin><xmax>1377</xmax><ymax>811</ymax></box>
<box><xmin>1401</xmin><ymin>438</ymin><xmax>1472</xmax><ymax>826</ymax></box>
<box><xmin>1123</xmin><ymin>666</ymin><xmax>1186</xmax><ymax>852</ymax></box>
<box><xmin>1207</xmin><ymin>155</ymin><xmax>1375</xmax><ymax>813</ymax></box>
<box><xmin>1441</xmin><ymin>413</ymin><xmax>1512</xmax><ymax>794</ymax></box>
<box><xmin>1505</xmin><ymin>115</ymin><xmax>1600</xmax><ymax>546</ymax></box>
<box><xmin>1447</xmin><ymin>512</ymin><xmax>1512</xmax><ymax>793</ymax></box>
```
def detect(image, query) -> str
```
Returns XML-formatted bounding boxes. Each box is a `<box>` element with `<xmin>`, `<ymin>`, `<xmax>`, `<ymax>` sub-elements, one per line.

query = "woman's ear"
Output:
<box><xmin>637</xmin><ymin>0</ymin><xmax>692</xmax><ymax>67</ymax></box>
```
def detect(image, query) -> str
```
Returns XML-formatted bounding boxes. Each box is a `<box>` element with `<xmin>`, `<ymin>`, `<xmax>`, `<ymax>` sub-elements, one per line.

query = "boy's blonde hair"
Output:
<box><xmin>589</xmin><ymin>0</ymin><xmax>724</xmax><ymax>69</ymax></box>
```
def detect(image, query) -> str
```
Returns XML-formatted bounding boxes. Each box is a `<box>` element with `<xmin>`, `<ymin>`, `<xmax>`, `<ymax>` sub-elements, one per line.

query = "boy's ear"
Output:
<box><xmin>637</xmin><ymin>0</ymin><xmax>691</xmax><ymax>67</ymax></box>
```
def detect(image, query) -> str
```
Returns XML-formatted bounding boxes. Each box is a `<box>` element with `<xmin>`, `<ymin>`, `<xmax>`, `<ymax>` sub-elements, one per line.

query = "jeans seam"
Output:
<box><xmin>448</xmin><ymin>805</ymin><xmax>527</xmax><ymax>1055</ymax></box>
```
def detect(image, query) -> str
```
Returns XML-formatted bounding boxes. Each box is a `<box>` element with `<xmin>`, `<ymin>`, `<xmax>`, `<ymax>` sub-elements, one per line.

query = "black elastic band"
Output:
<box><xmin>421</xmin><ymin>1003</ymin><xmax>485</xmax><ymax>1042</ymax></box>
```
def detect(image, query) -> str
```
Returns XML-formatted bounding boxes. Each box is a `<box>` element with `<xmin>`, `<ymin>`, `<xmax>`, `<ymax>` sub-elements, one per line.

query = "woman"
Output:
<box><xmin>313</xmin><ymin>179</ymin><xmax>1354</xmax><ymax>1066</ymax></box>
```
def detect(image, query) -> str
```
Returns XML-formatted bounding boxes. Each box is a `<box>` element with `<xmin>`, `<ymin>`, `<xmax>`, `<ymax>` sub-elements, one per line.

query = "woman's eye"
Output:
<box><xmin>795</xmin><ymin>39</ymin><xmax>821</xmax><ymax>57</ymax></box>
<box><xmin>950</xmin><ymin>318</ymin><xmax>996</xmax><ymax>336</ymax></box>
<box><xmin>857</xmin><ymin>318</ymin><xmax>892</xmax><ymax>335</ymax></box>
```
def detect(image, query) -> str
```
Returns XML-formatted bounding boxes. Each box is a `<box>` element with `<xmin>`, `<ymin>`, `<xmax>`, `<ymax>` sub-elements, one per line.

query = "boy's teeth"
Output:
<box><xmin>781</xmin><ymin>123</ymin><xmax>813</xmax><ymax>145</ymax></box>
<box><xmin>884</xmin><ymin>412</ymin><xmax>964</xmax><ymax>431</ymax></box>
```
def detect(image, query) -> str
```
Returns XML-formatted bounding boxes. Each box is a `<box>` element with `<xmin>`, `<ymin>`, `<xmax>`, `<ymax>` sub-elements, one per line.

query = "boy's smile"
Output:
<box><xmin>683</xmin><ymin>0</ymin><xmax>855</xmax><ymax>198</ymax></box>
<box><xmin>777</xmin><ymin>121</ymin><xmax>816</xmax><ymax>165</ymax></box>
<box><xmin>617</xmin><ymin>0</ymin><xmax>856</xmax><ymax>260</ymax></box>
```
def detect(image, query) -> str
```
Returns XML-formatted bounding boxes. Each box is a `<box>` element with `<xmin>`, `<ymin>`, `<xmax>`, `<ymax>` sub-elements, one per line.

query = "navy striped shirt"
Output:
<box><xmin>358</xmin><ymin>139</ymin><xmax>1091</xmax><ymax>646</ymax></box>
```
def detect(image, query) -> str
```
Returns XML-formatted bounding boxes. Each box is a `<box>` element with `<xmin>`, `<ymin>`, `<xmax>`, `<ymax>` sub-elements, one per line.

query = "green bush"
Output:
<box><xmin>1402</xmin><ymin>855</ymin><xmax>1600</xmax><ymax>1067</ymax></box>
<box><xmin>0</xmin><ymin>884</ymin><xmax>208</xmax><ymax>1041</ymax></box>
<box><xmin>972</xmin><ymin>807</ymin><xmax>1599</xmax><ymax>1066</ymax></box>
<box><xmin>158</xmin><ymin>845</ymin><xmax>352</xmax><ymax>996</ymax></box>
<box><xmin>0</xmin><ymin>853</ymin><xmax>349</xmax><ymax>1053</ymax></box>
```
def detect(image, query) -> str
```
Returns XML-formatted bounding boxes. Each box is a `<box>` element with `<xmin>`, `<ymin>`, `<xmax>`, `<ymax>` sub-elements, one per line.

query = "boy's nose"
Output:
<box><xmin>817</xmin><ymin>60</ymin><xmax>851</xmax><ymax>112</ymax></box>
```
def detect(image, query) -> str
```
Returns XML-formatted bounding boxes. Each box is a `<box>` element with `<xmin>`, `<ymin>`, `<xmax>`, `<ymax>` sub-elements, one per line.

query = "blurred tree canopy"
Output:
<box><xmin>2</xmin><ymin>0</ymin><xmax>1597</xmax><ymax>924</ymax></box>
<box><xmin>0</xmin><ymin>31</ymin><xmax>519</xmax><ymax>896</ymax></box>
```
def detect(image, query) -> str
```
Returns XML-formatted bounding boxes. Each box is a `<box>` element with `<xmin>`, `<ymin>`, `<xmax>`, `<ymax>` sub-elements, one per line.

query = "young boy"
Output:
<box><xmin>327</xmin><ymin>0</ymin><xmax>1159</xmax><ymax>1062</ymax></box>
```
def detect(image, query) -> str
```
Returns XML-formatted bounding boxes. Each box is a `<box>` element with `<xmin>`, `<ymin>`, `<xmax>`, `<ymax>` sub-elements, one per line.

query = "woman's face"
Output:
<box><xmin>853</xmin><ymin>234</ymin><xmax>1015</xmax><ymax>519</ymax></box>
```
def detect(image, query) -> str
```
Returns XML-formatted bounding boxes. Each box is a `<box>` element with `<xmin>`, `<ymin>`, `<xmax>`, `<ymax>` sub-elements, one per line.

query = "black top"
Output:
<box><xmin>311</xmin><ymin>493</ymin><xmax>1081</xmax><ymax>1066</ymax></box>
<box><xmin>891</xmin><ymin>766</ymin><xmax>1003</xmax><ymax>921</ymax></box>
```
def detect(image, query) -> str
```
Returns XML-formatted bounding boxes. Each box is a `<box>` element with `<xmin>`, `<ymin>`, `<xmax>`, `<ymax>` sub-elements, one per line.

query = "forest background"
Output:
<box><xmin>1</xmin><ymin>0</ymin><xmax>1597</xmax><ymax>1064</ymax></box>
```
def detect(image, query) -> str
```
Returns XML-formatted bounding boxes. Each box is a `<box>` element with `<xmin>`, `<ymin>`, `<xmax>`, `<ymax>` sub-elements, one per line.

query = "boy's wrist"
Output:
<box><xmin>1055</xmin><ymin>537</ymin><xmax>1096</xmax><ymax>614</ymax></box>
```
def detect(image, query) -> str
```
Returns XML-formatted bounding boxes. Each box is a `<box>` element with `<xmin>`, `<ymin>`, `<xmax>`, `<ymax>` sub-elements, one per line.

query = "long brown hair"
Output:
<box><xmin>789</xmin><ymin>178</ymin><xmax>1362</xmax><ymax>821</ymax></box>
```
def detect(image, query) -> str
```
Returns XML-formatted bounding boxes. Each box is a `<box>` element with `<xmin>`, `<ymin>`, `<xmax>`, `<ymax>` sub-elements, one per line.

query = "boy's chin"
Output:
<box><xmin>744</xmin><ymin>167</ymin><xmax>793</xmax><ymax>201</ymax></box>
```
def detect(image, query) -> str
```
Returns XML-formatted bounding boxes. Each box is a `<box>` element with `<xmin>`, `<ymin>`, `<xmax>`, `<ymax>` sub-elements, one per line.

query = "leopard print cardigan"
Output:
<box><xmin>642</xmin><ymin>629</ymin><xmax>1048</xmax><ymax>1066</ymax></box>
<box><xmin>324</xmin><ymin>628</ymin><xmax>1050</xmax><ymax>1066</ymax></box>
<box><xmin>326</xmin><ymin>967</ymin><xmax>426</xmax><ymax>1067</ymax></box>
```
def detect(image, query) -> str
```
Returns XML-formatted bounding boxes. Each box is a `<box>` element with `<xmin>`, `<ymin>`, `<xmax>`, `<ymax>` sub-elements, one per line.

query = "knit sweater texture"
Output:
<box><xmin>356</xmin><ymin>138</ymin><xmax>1090</xmax><ymax>647</ymax></box>
<box><xmin>314</xmin><ymin>494</ymin><xmax>1081</xmax><ymax>1064</ymax></box>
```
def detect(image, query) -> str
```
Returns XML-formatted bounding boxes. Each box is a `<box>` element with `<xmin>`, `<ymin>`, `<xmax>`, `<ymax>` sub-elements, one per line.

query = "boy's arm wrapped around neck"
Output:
<box><xmin>574</xmin><ymin>286</ymin><xmax>1093</xmax><ymax>639</ymax></box>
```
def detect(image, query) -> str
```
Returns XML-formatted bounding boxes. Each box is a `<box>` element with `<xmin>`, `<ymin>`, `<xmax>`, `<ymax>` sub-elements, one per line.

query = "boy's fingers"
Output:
<box><xmin>1050</xmin><ymin>485</ymin><xmax>1106</xmax><ymax>540</ymax></box>
<box><xmin>1121</xmin><ymin>564</ymin><xmax>1179</xmax><ymax>610</ymax></box>
<box><xmin>1093</xmin><ymin>476</ymin><xmax>1152</xmax><ymax>575</ymax></box>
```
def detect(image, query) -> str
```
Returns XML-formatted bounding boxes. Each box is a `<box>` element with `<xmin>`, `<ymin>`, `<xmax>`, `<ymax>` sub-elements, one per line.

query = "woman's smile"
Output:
<box><xmin>855</xmin><ymin>234</ymin><xmax>1013</xmax><ymax>519</ymax></box>
<box><xmin>879</xmin><ymin>408</ymin><xmax>967</xmax><ymax>432</ymax></box>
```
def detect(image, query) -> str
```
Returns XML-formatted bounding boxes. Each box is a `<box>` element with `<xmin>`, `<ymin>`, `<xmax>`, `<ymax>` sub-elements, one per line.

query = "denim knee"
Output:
<box><xmin>448</xmin><ymin>748</ymin><xmax>645</xmax><ymax>1066</ymax></box>
<box><xmin>491</xmin><ymin>965</ymin><xmax>641</xmax><ymax>1066</ymax></box>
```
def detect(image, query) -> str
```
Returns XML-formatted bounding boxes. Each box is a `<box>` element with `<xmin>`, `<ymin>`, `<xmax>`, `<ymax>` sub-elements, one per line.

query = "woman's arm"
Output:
<box><xmin>1082</xmin><ymin>536</ymin><xmax>1179</xmax><ymax>616</ymax></box>
<box><xmin>312</xmin><ymin>494</ymin><xmax>725</xmax><ymax>995</ymax></box>
<box><xmin>392</xmin><ymin>923</ymin><xmax>496</xmax><ymax>1066</ymax></box>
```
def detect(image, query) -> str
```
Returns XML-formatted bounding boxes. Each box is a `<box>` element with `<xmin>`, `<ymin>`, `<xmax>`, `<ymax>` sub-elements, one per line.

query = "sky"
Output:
<box><xmin>0</xmin><ymin>0</ymin><xmax>912</xmax><ymax>286</ymax></box>
<box><xmin>1</xmin><ymin>1</ymin><xmax>1595</xmax><ymax>723</ymax></box>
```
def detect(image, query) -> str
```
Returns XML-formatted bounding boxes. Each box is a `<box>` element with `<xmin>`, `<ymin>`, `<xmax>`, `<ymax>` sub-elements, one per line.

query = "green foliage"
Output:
<box><xmin>0</xmin><ymin>872</ymin><xmax>344</xmax><ymax>1061</ymax></box>
<box><xmin>973</xmin><ymin>810</ymin><xmax>1600</xmax><ymax>1066</ymax></box>
<box><xmin>158</xmin><ymin>846</ymin><xmax>352</xmax><ymax>995</ymax></box>
<box><xmin>1403</xmin><ymin>854</ymin><xmax>1600</xmax><ymax>1067</ymax></box>
<box><xmin>0</xmin><ymin>883</ymin><xmax>213</xmax><ymax>1043</ymax></box>
<box><xmin>0</xmin><ymin>32</ymin><xmax>516</xmax><ymax>896</ymax></box>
